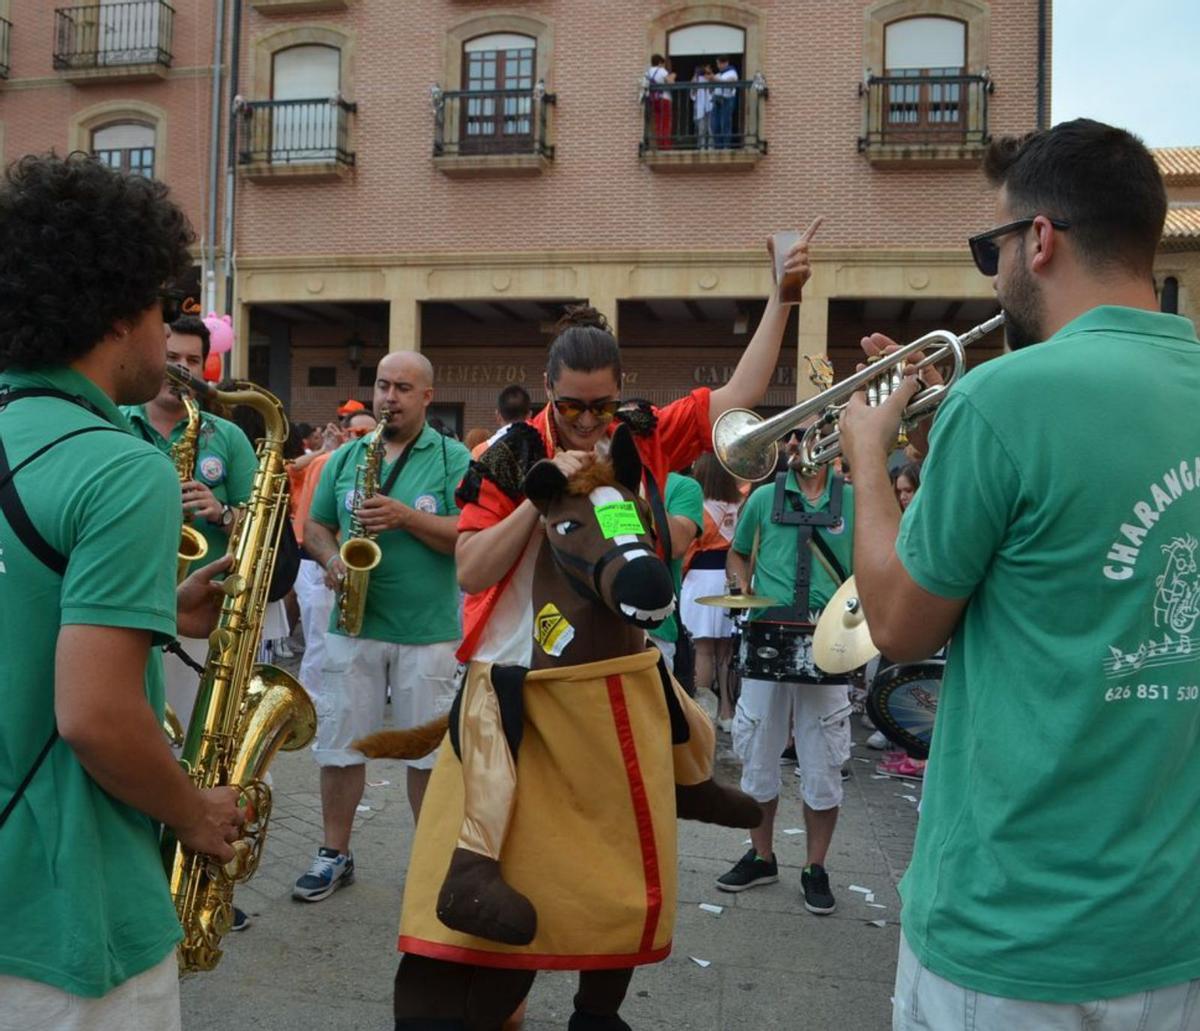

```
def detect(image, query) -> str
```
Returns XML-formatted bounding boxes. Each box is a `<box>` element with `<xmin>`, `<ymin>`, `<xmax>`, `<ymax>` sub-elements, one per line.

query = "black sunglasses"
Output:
<box><xmin>968</xmin><ymin>217</ymin><xmax>1071</xmax><ymax>276</ymax></box>
<box><xmin>550</xmin><ymin>395</ymin><xmax>622</xmax><ymax>424</ymax></box>
<box><xmin>158</xmin><ymin>288</ymin><xmax>188</xmax><ymax>324</ymax></box>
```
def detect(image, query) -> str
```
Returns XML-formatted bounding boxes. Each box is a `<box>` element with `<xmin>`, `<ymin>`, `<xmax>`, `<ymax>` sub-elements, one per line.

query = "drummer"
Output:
<box><xmin>716</xmin><ymin>428</ymin><xmax>854</xmax><ymax>915</ymax></box>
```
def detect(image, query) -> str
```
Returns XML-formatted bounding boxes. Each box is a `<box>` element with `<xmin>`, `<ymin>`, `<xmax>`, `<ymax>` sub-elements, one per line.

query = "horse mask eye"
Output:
<box><xmin>554</xmin><ymin>520</ymin><xmax>582</xmax><ymax>536</ymax></box>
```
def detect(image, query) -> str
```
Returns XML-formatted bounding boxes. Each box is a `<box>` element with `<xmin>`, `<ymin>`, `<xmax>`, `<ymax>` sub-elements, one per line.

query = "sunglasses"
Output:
<box><xmin>158</xmin><ymin>288</ymin><xmax>188</xmax><ymax>324</ymax></box>
<box><xmin>551</xmin><ymin>395</ymin><xmax>622</xmax><ymax>424</ymax></box>
<box><xmin>968</xmin><ymin>217</ymin><xmax>1071</xmax><ymax>276</ymax></box>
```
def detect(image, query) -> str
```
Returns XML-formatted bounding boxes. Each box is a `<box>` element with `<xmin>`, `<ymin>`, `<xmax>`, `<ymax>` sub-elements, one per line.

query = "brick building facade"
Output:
<box><xmin>0</xmin><ymin>0</ymin><xmax>1195</xmax><ymax>434</ymax></box>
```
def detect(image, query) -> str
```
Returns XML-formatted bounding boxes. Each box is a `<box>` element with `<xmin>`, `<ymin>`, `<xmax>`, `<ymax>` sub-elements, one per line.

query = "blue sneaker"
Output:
<box><xmin>293</xmin><ymin>847</ymin><xmax>355</xmax><ymax>902</ymax></box>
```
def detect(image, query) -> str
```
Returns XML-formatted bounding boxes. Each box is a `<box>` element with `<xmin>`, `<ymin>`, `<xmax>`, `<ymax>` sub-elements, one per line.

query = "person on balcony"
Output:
<box><xmin>691</xmin><ymin>64</ymin><xmax>715</xmax><ymax>150</ymax></box>
<box><xmin>644</xmin><ymin>54</ymin><xmax>676</xmax><ymax>150</ymax></box>
<box><xmin>712</xmin><ymin>55</ymin><xmax>739</xmax><ymax>149</ymax></box>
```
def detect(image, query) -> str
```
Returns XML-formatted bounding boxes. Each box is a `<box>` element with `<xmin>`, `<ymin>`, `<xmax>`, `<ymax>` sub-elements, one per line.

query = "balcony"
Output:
<box><xmin>236</xmin><ymin>97</ymin><xmax>357</xmax><ymax>182</ymax></box>
<box><xmin>639</xmin><ymin>78</ymin><xmax>768</xmax><ymax>172</ymax></box>
<box><xmin>858</xmin><ymin>72</ymin><xmax>992</xmax><ymax>166</ymax></box>
<box><xmin>0</xmin><ymin>17</ymin><xmax>11</xmax><ymax>79</ymax></box>
<box><xmin>53</xmin><ymin>1</ymin><xmax>173</xmax><ymax>83</ymax></box>
<box><xmin>432</xmin><ymin>85</ymin><xmax>555</xmax><ymax>178</ymax></box>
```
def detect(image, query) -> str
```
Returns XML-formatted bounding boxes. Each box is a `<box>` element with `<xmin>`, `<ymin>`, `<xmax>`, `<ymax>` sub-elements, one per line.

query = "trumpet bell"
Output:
<box><xmin>712</xmin><ymin>408</ymin><xmax>779</xmax><ymax>481</ymax></box>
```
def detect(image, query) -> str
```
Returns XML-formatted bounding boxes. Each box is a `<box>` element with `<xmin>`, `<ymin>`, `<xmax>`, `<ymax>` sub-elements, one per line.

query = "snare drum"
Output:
<box><xmin>865</xmin><ymin>660</ymin><xmax>942</xmax><ymax>759</ymax></box>
<box><xmin>732</xmin><ymin>620</ymin><xmax>843</xmax><ymax>684</ymax></box>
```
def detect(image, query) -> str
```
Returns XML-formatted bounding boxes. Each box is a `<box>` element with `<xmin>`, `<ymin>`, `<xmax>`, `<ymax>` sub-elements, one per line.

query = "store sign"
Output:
<box><xmin>437</xmin><ymin>364</ymin><xmax>530</xmax><ymax>385</ymax></box>
<box><xmin>692</xmin><ymin>364</ymin><xmax>796</xmax><ymax>386</ymax></box>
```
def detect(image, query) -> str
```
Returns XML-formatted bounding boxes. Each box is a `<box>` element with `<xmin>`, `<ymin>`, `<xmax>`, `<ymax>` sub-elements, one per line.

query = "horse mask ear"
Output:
<box><xmin>524</xmin><ymin>459</ymin><xmax>568</xmax><ymax>515</ymax></box>
<box><xmin>610</xmin><ymin>423</ymin><xmax>643</xmax><ymax>494</ymax></box>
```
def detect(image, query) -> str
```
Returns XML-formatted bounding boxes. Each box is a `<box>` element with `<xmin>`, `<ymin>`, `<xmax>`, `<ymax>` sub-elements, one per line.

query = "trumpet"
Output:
<box><xmin>712</xmin><ymin>313</ymin><xmax>1005</xmax><ymax>479</ymax></box>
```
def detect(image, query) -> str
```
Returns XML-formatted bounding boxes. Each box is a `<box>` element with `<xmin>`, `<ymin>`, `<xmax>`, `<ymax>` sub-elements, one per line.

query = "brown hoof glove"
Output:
<box><xmin>675</xmin><ymin>778</ymin><xmax>763</xmax><ymax>829</ymax></box>
<box><xmin>353</xmin><ymin>714</ymin><xmax>450</xmax><ymax>760</ymax></box>
<box><xmin>436</xmin><ymin>847</ymin><xmax>538</xmax><ymax>946</ymax></box>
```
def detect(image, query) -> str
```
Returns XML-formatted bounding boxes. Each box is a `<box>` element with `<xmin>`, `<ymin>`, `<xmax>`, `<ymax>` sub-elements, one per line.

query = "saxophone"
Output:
<box><xmin>171</xmin><ymin>385</ymin><xmax>210</xmax><ymax>582</ymax></box>
<box><xmin>335</xmin><ymin>411</ymin><xmax>387</xmax><ymax>636</ymax></box>
<box><xmin>160</xmin><ymin>367</ymin><xmax>317</xmax><ymax>973</ymax></box>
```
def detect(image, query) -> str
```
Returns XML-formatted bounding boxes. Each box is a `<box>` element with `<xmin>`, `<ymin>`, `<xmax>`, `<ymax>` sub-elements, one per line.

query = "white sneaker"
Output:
<box><xmin>717</xmin><ymin>718</ymin><xmax>733</xmax><ymax>734</ymax></box>
<box><xmin>866</xmin><ymin>731</ymin><xmax>889</xmax><ymax>750</ymax></box>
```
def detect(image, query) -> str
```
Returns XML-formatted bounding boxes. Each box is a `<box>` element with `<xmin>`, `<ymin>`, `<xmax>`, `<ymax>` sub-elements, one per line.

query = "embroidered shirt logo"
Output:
<box><xmin>198</xmin><ymin>455</ymin><xmax>225</xmax><ymax>483</ymax></box>
<box><xmin>413</xmin><ymin>493</ymin><xmax>439</xmax><ymax>514</ymax></box>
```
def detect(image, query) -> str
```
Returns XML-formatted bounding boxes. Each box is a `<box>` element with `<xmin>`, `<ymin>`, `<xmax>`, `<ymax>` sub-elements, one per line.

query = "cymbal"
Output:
<box><xmin>813</xmin><ymin>576</ymin><xmax>880</xmax><ymax>674</ymax></box>
<box><xmin>695</xmin><ymin>593</ymin><xmax>779</xmax><ymax>610</ymax></box>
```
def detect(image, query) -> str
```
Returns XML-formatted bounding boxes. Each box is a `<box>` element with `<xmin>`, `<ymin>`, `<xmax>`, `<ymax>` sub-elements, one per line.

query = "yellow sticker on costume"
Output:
<box><xmin>534</xmin><ymin>602</ymin><xmax>576</xmax><ymax>657</ymax></box>
<box><xmin>595</xmin><ymin>501</ymin><xmax>644</xmax><ymax>539</ymax></box>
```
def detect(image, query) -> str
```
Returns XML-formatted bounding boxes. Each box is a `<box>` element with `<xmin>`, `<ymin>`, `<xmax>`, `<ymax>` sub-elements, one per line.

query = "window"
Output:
<box><xmin>92</xmin><ymin>121</ymin><xmax>156</xmax><ymax>177</ymax></box>
<box><xmin>307</xmin><ymin>366</ymin><xmax>337</xmax><ymax>387</ymax></box>
<box><xmin>270</xmin><ymin>44</ymin><xmax>341</xmax><ymax>162</ymax></box>
<box><xmin>460</xmin><ymin>33</ymin><xmax>535</xmax><ymax>154</ymax></box>
<box><xmin>883</xmin><ymin>17</ymin><xmax>966</xmax><ymax>133</ymax></box>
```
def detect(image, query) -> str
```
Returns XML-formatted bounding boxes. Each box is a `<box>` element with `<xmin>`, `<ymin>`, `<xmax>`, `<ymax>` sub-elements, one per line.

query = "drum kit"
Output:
<box><xmin>697</xmin><ymin>578</ymin><xmax>940</xmax><ymax>755</ymax></box>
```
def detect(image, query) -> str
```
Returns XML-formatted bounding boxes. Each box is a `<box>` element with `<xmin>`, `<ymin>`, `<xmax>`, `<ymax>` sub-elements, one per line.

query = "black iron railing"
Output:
<box><xmin>432</xmin><ymin>86</ymin><xmax>555</xmax><ymax>159</ymax></box>
<box><xmin>0</xmin><ymin>17</ymin><xmax>11</xmax><ymax>78</ymax></box>
<box><xmin>54</xmin><ymin>1</ymin><xmax>174</xmax><ymax>71</ymax></box>
<box><xmin>858</xmin><ymin>73</ymin><xmax>992</xmax><ymax>150</ymax></box>
<box><xmin>236</xmin><ymin>97</ymin><xmax>357</xmax><ymax>168</ymax></box>
<box><xmin>639</xmin><ymin>78</ymin><xmax>768</xmax><ymax>155</ymax></box>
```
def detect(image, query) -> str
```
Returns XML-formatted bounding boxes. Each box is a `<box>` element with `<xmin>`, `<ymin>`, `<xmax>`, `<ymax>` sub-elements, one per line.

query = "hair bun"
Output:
<box><xmin>554</xmin><ymin>304</ymin><xmax>611</xmax><ymax>335</ymax></box>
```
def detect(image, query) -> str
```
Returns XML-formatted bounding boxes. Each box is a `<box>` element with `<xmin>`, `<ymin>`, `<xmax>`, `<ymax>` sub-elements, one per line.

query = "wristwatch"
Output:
<box><xmin>218</xmin><ymin>503</ymin><xmax>234</xmax><ymax>529</ymax></box>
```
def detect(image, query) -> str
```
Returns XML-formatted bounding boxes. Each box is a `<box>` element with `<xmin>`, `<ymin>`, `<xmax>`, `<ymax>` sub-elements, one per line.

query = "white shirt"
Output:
<box><xmin>691</xmin><ymin>77</ymin><xmax>714</xmax><ymax>119</ymax></box>
<box><xmin>716</xmin><ymin>66</ymin><xmax>738</xmax><ymax>98</ymax></box>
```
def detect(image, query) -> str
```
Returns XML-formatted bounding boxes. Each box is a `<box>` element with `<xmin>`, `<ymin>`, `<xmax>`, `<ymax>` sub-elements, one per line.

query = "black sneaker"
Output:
<box><xmin>715</xmin><ymin>848</ymin><xmax>779</xmax><ymax>893</ymax></box>
<box><xmin>779</xmin><ymin>744</ymin><xmax>798</xmax><ymax>766</ymax></box>
<box><xmin>801</xmin><ymin>863</ymin><xmax>836</xmax><ymax>914</ymax></box>
<box><xmin>230</xmin><ymin>906</ymin><xmax>251</xmax><ymax>931</ymax></box>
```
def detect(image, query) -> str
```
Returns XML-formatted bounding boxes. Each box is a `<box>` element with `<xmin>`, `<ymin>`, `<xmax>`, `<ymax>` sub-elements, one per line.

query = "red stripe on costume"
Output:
<box><xmin>605</xmin><ymin>672</ymin><xmax>663</xmax><ymax>955</ymax></box>
<box><xmin>396</xmin><ymin>936</ymin><xmax>671</xmax><ymax>971</ymax></box>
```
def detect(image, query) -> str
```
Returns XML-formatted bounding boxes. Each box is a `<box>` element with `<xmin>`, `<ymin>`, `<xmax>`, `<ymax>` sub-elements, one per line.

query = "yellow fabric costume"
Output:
<box><xmin>398</xmin><ymin>648</ymin><xmax>714</xmax><ymax>970</ymax></box>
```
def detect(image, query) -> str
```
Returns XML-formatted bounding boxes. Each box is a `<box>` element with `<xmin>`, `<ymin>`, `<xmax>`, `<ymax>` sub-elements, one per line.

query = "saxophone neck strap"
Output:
<box><xmin>380</xmin><ymin>432</ymin><xmax>419</xmax><ymax>497</ymax></box>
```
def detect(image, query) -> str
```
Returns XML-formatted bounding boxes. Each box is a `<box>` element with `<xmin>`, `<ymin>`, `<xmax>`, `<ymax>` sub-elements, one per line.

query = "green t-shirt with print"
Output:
<box><xmin>651</xmin><ymin>472</ymin><xmax>704</xmax><ymax>644</ymax></box>
<box><xmin>732</xmin><ymin>471</ymin><xmax>855</xmax><ymax>618</ymax></box>
<box><xmin>0</xmin><ymin>368</ymin><xmax>183</xmax><ymax>997</ymax></box>
<box><xmin>895</xmin><ymin>306</ymin><xmax>1200</xmax><ymax>1003</ymax></box>
<box><xmin>311</xmin><ymin>423</ymin><xmax>471</xmax><ymax>644</ymax></box>
<box><xmin>122</xmin><ymin>404</ymin><xmax>258</xmax><ymax>575</ymax></box>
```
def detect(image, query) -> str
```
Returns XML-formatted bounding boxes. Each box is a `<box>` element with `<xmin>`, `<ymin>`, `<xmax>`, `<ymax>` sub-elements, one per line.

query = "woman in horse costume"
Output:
<box><xmin>359</xmin><ymin>225</ymin><xmax>821</xmax><ymax>1030</ymax></box>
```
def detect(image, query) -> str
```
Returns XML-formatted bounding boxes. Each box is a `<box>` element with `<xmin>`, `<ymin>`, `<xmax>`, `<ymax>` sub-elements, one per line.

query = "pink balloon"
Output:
<box><xmin>204</xmin><ymin>352</ymin><xmax>223</xmax><ymax>383</ymax></box>
<box><xmin>204</xmin><ymin>312</ymin><xmax>235</xmax><ymax>355</ymax></box>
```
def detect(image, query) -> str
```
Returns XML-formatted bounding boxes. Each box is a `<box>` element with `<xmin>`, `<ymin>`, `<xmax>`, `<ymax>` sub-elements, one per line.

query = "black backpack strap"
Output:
<box><xmin>0</xmin><ymin>728</ymin><xmax>58</xmax><ymax>832</ymax></box>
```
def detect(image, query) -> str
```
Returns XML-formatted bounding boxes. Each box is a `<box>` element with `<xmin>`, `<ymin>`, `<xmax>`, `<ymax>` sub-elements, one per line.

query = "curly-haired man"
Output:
<box><xmin>0</xmin><ymin>154</ymin><xmax>243</xmax><ymax>1028</ymax></box>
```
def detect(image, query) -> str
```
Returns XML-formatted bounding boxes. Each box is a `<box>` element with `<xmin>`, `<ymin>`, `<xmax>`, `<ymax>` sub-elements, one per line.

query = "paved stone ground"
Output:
<box><xmin>181</xmin><ymin>647</ymin><xmax>920</xmax><ymax>1031</ymax></box>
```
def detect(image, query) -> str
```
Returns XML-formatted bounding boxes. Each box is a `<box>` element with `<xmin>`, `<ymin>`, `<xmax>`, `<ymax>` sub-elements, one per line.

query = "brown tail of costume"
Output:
<box><xmin>353</xmin><ymin>715</ymin><xmax>449</xmax><ymax>760</ymax></box>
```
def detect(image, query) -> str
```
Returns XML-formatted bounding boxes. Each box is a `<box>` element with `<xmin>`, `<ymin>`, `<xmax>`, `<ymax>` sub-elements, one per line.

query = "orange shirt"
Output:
<box><xmin>456</xmin><ymin>388</ymin><xmax>712</xmax><ymax>661</ymax></box>
<box><xmin>292</xmin><ymin>452</ymin><xmax>332</xmax><ymax>549</ymax></box>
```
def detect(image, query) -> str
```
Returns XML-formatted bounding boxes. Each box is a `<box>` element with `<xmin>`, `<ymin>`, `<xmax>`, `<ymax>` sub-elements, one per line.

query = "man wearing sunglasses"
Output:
<box><xmin>840</xmin><ymin>120</ymin><xmax>1200</xmax><ymax>1028</ymax></box>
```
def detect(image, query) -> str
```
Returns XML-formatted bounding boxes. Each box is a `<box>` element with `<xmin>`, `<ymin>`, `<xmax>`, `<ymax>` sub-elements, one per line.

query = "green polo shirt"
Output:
<box><xmin>122</xmin><ymin>404</ymin><xmax>258</xmax><ymax>575</ymax></box>
<box><xmin>0</xmin><ymin>367</ymin><xmax>182</xmax><ymax>996</ymax></box>
<box><xmin>896</xmin><ymin>306</ymin><xmax>1200</xmax><ymax>1003</ymax></box>
<box><xmin>311</xmin><ymin>423</ymin><xmax>471</xmax><ymax>644</ymax></box>
<box><xmin>651</xmin><ymin>472</ymin><xmax>704</xmax><ymax>644</ymax></box>
<box><xmin>732</xmin><ymin>471</ymin><xmax>855</xmax><ymax>617</ymax></box>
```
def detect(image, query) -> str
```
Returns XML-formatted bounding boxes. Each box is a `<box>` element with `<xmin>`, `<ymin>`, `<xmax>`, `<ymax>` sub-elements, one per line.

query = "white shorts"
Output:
<box><xmin>312</xmin><ymin>635</ymin><xmax>458</xmax><ymax>770</ymax></box>
<box><xmin>0</xmin><ymin>951</ymin><xmax>180</xmax><ymax>1031</ymax></box>
<box><xmin>680</xmin><ymin>568</ymin><xmax>736</xmax><ymax>639</ymax></box>
<box><xmin>731</xmin><ymin>677</ymin><xmax>851</xmax><ymax>810</ymax></box>
<box><xmin>894</xmin><ymin>933</ymin><xmax>1200</xmax><ymax>1030</ymax></box>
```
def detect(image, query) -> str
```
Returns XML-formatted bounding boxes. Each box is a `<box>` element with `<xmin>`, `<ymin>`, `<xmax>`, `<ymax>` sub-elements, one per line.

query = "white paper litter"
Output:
<box><xmin>902</xmin><ymin>794</ymin><xmax>919</xmax><ymax>803</ymax></box>
<box><xmin>848</xmin><ymin>885</ymin><xmax>873</xmax><ymax>895</ymax></box>
<box><xmin>871</xmin><ymin>774</ymin><xmax>890</xmax><ymax>779</ymax></box>
<box><xmin>865</xmin><ymin>893</ymin><xmax>876</xmax><ymax>903</ymax></box>
<box><xmin>355</xmin><ymin>804</ymin><xmax>372</xmax><ymax>812</ymax></box>
<box><xmin>742</xmin><ymin>838</ymin><xmax>752</xmax><ymax>845</ymax></box>
<box><xmin>867</xmin><ymin>903</ymin><xmax>887</xmax><ymax>909</ymax></box>
<box><xmin>698</xmin><ymin>903</ymin><xmax>724</xmax><ymax>915</ymax></box>
<box><xmin>852</xmin><ymin>757</ymin><xmax>871</xmax><ymax>763</ymax></box>
<box><xmin>690</xmin><ymin>957</ymin><xmax>711</xmax><ymax>968</ymax></box>
<box><xmin>782</xmin><ymin>828</ymin><xmax>805</xmax><ymax>836</ymax></box>
<box><xmin>902</xmin><ymin>782</ymin><xmax>917</xmax><ymax>789</ymax></box>
<box><xmin>367</xmin><ymin>779</ymin><xmax>390</xmax><ymax>788</ymax></box>
<box><xmin>869</xmin><ymin>919</ymin><xmax>888</xmax><ymax>928</ymax></box>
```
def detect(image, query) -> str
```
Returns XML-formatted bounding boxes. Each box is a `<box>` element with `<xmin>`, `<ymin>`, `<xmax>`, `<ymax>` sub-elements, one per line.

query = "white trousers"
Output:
<box><xmin>731</xmin><ymin>677</ymin><xmax>852</xmax><ymax>810</ymax></box>
<box><xmin>295</xmin><ymin>558</ymin><xmax>334</xmax><ymax>701</ymax></box>
<box><xmin>0</xmin><ymin>952</ymin><xmax>180</xmax><ymax>1031</ymax></box>
<box><xmin>894</xmin><ymin>933</ymin><xmax>1200</xmax><ymax>1031</ymax></box>
<box><xmin>162</xmin><ymin>635</ymin><xmax>208</xmax><ymax>734</ymax></box>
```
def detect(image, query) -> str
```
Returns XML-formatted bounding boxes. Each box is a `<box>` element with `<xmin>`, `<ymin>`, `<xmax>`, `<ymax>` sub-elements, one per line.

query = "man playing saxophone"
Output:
<box><xmin>0</xmin><ymin>154</ymin><xmax>243</xmax><ymax>1030</ymax></box>
<box><xmin>123</xmin><ymin>315</ymin><xmax>258</xmax><ymax>734</ymax></box>
<box><xmin>297</xmin><ymin>351</ymin><xmax>470</xmax><ymax>902</ymax></box>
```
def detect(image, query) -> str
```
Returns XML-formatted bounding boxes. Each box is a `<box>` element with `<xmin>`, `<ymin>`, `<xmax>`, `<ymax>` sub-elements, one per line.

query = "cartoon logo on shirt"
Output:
<box><xmin>198</xmin><ymin>455</ymin><xmax>225</xmax><ymax>484</ymax></box>
<box><xmin>413</xmin><ymin>494</ymin><xmax>439</xmax><ymax>514</ymax></box>
<box><xmin>1154</xmin><ymin>534</ymin><xmax>1200</xmax><ymax>635</ymax></box>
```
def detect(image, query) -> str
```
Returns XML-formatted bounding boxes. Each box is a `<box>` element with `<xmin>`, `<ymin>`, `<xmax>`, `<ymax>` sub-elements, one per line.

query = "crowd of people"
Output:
<box><xmin>3</xmin><ymin>115</ymin><xmax>1199</xmax><ymax>1031</ymax></box>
